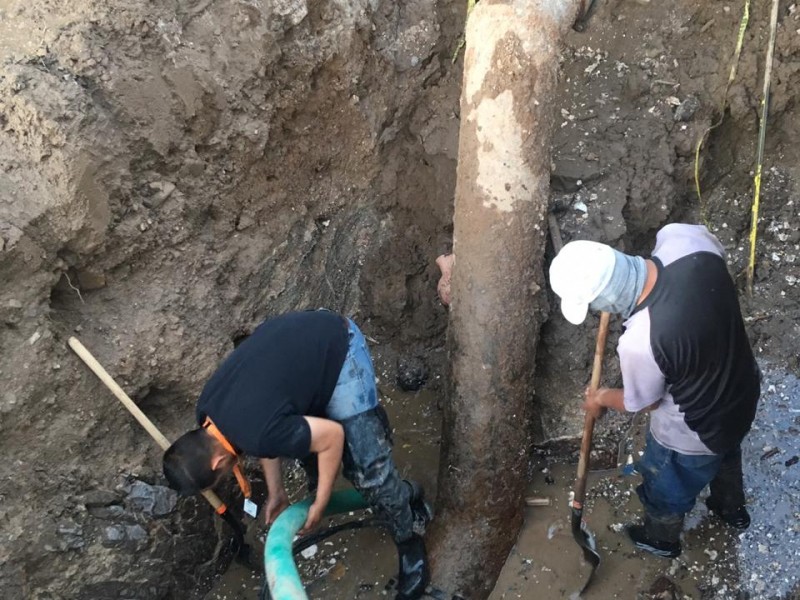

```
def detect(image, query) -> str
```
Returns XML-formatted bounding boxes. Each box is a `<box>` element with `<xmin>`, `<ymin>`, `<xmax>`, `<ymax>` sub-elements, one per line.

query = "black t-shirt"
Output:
<box><xmin>196</xmin><ymin>311</ymin><xmax>349</xmax><ymax>459</ymax></box>
<box><xmin>644</xmin><ymin>253</ymin><xmax>760</xmax><ymax>454</ymax></box>
<box><xmin>621</xmin><ymin>225</ymin><xmax>760</xmax><ymax>455</ymax></box>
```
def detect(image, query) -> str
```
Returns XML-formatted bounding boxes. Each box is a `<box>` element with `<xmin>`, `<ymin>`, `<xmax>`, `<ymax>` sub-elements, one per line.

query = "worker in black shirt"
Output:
<box><xmin>550</xmin><ymin>224</ymin><xmax>760</xmax><ymax>559</ymax></box>
<box><xmin>163</xmin><ymin>310</ymin><xmax>431</xmax><ymax>600</ymax></box>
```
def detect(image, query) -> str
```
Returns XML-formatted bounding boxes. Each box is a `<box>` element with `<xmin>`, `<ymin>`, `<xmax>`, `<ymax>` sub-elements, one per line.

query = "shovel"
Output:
<box><xmin>68</xmin><ymin>336</ymin><xmax>251</xmax><ymax>562</ymax></box>
<box><xmin>570</xmin><ymin>310</ymin><xmax>610</xmax><ymax>594</ymax></box>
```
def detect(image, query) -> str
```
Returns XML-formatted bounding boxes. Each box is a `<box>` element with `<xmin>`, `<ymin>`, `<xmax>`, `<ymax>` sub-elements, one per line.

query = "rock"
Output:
<box><xmin>81</xmin><ymin>489</ymin><xmax>122</xmax><ymax>508</ymax></box>
<box><xmin>236</xmin><ymin>213</ymin><xmax>256</xmax><ymax>231</ymax></box>
<box><xmin>76</xmin><ymin>268</ymin><xmax>106</xmax><ymax>290</ymax></box>
<box><xmin>382</xmin><ymin>17</ymin><xmax>439</xmax><ymax>72</ymax></box>
<box><xmin>88</xmin><ymin>505</ymin><xmax>129</xmax><ymax>521</ymax></box>
<box><xmin>0</xmin><ymin>392</ymin><xmax>18</xmax><ymax>414</ymax></box>
<box><xmin>397</xmin><ymin>355</ymin><xmax>428</xmax><ymax>391</ymax></box>
<box><xmin>145</xmin><ymin>181</ymin><xmax>176</xmax><ymax>208</ymax></box>
<box><xmin>648</xmin><ymin>575</ymin><xmax>680</xmax><ymax>600</ymax></box>
<box><xmin>125</xmin><ymin>524</ymin><xmax>148</xmax><ymax>542</ymax></box>
<box><xmin>328</xmin><ymin>560</ymin><xmax>347</xmax><ymax>581</ymax></box>
<box><xmin>56</xmin><ymin>521</ymin><xmax>85</xmax><ymax>551</ymax></box>
<box><xmin>673</xmin><ymin>95</ymin><xmax>701</xmax><ymax>122</ymax></box>
<box><xmin>300</xmin><ymin>544</ymin><xmax>318</xmax><ymax>559</ymax></box>
<box><xmin>102</xmin><ymin>525</ymin><xmax>126</xmax><ymax>546</ymax></box>
<box><xmin>123</xmin><ymin>480</ymin><xmax>177</xmax><ymax>517</ymax></box>
<box><xmin>273</xmin><ymin>0</ymin><xmax>308</xmax><ymax>27</ymax></box>
<box><xmin>102</xmin><ymin>524</ymin><xmax>148</xmax><ymax>548</ymax></box>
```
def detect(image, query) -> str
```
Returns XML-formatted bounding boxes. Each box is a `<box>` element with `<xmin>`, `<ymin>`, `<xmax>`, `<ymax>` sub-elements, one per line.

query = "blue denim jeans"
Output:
<box><xmin>636</xmin><ymin>432</ymin><xmax>728</xmax><ymax>519</ymax></box>
<box><xmin>303</xmin><ymin>318</ymin><xmax>414</xmax><ymax>542</ymax></box>
<box><xmin>326</xmin><ymin>319</ymin><xmax>379</xmax><ymax>420</ymax></box>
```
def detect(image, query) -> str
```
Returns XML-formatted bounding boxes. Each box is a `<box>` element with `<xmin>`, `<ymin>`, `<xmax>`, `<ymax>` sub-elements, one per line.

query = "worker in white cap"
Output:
<box><xmin>549</xmin><ymin>223</ymin><xmax>760</xmax><ymax>558</ymax></box>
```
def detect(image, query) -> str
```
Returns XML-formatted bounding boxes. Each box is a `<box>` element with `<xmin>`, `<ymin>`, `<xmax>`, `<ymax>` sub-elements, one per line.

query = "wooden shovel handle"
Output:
<box><xmin>573</xmin><ymin>311</ymin><xmax>611</xmax><ymax>507</ymax></box>
<box><xmin>589</xmin><ymin>312</ymin><xmax>611</xmax><ymax>391</ymax></box>
<box><xmin>68</xmin><ymin>336</ymin><xmax>228</xmax><ymax>514</ymax></box>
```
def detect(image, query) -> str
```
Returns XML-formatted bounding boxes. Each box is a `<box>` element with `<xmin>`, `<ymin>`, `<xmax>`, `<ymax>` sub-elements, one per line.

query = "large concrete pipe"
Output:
<box><xmin>427</xmin><ymin>2</ymin><xmax>581</xmax><ymax>597</ymax></box>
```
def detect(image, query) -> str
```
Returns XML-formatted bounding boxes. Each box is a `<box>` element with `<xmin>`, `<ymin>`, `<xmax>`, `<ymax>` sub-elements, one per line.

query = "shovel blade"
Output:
<box><xmin>219</xmin><ymin>509</ymin><xmax>256</xmax><ymax>568</ymax></box>
<box><xmin>571</xmin><ymin>508</ymin><xmax>600</xmax><ymax>594</ymax></box>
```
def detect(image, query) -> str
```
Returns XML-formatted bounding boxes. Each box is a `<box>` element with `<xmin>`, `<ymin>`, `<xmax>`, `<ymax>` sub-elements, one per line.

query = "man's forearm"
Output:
<box><xmin>260</xmin><ymin>458</ymin><xmax>285</xmax><ymax>495</ymax></box>
<box><xmin>597</xmin><ymin>388</ymin><xmax>661</xmax><ymax>413</ymax></box>
<box><xmin>303</xmin><ymin>417</ymin><xmax>345</xmax><ymax>509</ymax></box>
<box><xmin>597</xmin><ymin>388</ymin><xmax>626</xmax><ymax>412</ymax></box>
<box><xmin>314</xmin><ymin>443</ymin><xmax>343</xmax><ymax>507</ymax></box>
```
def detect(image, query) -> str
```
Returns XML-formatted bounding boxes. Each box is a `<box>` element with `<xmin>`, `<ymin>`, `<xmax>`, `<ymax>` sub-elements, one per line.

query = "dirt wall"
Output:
<box><xmin>534</xmin><ymin>0</ymin><xmax>800</xmax><ymax>446</ymax></box>
<box><xmin>0</xmin><ymin>1</ymin><xmax>461</xmax><ymax>597</ymax></box>
<box><xmin>2</xmin><ymin>0</ymin><xmax>799</xmax><ymax>597</ymax></box>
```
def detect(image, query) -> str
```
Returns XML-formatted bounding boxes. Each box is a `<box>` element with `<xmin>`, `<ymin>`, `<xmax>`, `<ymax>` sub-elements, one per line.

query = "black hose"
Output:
<box><xmin>292</xmin><ymin>518</ymin><xmax>390</xmax><ymax>554</ymax></box>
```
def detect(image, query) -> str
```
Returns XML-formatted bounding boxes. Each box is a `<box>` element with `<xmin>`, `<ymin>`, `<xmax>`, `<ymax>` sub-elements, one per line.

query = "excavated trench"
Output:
<box><xmin>2</xmin><ymin>0</ymin><xmax>800</xmax><ymax>599</ymax></box>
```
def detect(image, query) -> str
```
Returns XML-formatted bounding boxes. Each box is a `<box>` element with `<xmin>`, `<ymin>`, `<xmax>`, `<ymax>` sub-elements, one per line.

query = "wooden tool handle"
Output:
<box><xmin>69</xmin><ymin>337</ymin><xmax>172</xmax><ymax>449</ymax></box>
<box><xmin>589</xmin><ymin>312</ymin><xmax>611</xmax><ymax>392</ymax></box>
<box><xmin>573</xmin><ymin>311</ymin><xmax>611</xmax><ymax>505</ymax></box>
<box><xmin>68</xmin><ymin>336</ymin><xmax>228</xmax><ymax>513</ymax></box>
<box><xmin>548</xmin><ymin>214</ymin><xmax>564</xmax><ymax>254</ymax></box>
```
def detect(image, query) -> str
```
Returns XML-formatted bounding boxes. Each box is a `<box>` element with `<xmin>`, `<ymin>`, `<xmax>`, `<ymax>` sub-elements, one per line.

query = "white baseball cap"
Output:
<box><xmin>549</xmin><ymin>240</ymin><xmax>616</xmax><ymax>324</ymax></box>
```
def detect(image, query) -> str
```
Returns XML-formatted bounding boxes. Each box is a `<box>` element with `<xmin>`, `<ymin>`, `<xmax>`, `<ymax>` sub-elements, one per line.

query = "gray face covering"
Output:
<box><xmin>589</xmin><ymin>250</ymin><xmax>648</xmax><ymax>319</ymax></box>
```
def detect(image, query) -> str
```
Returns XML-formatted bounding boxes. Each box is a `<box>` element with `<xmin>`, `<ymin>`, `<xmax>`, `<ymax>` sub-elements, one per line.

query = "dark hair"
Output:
<box><xmin>163</xmin><ymin>428</ymin><xmax>219</xmax><ymax>496</ymax></box>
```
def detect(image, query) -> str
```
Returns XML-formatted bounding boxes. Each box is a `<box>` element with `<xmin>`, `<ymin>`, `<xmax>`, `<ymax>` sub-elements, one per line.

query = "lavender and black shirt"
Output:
<box><xmin>619</xmin><ymin>224</ymin><xmax>760</xmax><ymax>455</ymax></box>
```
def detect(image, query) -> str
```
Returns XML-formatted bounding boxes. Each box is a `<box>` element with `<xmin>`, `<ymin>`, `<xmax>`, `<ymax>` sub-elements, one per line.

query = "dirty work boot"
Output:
<box><xmin>705</xmin><ymin>496</ymin><xmax>751</xmax><ymax>530</ymax></box>
<box><xmin>404</xmin><ymin>480</ymin><xmax>434</xmax><ymax>535</ymax></box>
<box><xmin>707</xmin><ymin>445</ymin><xmax>750</xmax><ymax>530</ymax></box>
<box><xmin>395</xmin><ymin>534</ymin><xmax>430</xmax><ymax>600</ymax></box>
<box><xmin>626</xmin><ymin>514</ymin><xmax>682</xmax><ymax>559</ymax></box>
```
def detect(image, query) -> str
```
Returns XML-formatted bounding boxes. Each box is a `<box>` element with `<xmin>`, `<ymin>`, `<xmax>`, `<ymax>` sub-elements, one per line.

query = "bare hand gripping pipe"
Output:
<box><xmin>264</xmin><ymin>488</ymin><xmax>369</xmax><ymax>600</ymax></box>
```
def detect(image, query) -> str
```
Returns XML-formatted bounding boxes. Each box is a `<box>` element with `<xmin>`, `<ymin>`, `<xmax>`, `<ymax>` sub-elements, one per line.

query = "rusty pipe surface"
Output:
<box><xmin>427</xmin><ymin>1</ymin><xmax>582</xmax><ymax>598</ymax></box>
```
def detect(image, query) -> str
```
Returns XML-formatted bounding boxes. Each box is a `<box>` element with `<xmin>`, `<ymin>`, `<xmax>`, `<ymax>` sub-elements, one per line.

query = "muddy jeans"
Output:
<box><xmin>636</xmin><ymin>431</ymin><xmax>745</xmax><ymax>519</ymax></box>
<box><xmin>302</xmin><ymin>319</ymin><xmax>414</xmax><ymax>543</ymax></box>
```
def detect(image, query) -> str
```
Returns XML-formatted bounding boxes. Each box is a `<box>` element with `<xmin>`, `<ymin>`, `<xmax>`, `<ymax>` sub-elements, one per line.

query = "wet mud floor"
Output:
<box><xmin>208</xmin><ymin>365</ymin><xmax>799</xmax><ymax>599</ymax></box>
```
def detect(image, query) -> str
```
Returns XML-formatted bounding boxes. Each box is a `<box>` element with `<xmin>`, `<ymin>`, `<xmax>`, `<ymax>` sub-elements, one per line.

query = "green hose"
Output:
<box><xmin>264</xmin><ymin>489</ymin><xmax>370</xmax><ymax>599</ymax></box>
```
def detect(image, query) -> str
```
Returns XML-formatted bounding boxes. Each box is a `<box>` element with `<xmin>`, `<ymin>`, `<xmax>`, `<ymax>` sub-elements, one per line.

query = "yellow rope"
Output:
<box><xmin>451</xmin><ymin>0</ymin><xmax>477</xmax><ymax>64</ymax></box>
<box><xmin>748</xmin><ymin>165</ymin><xmax>762</xmax><ymax>291</ymax></box>
<box><xmin>693</xmin><ymin>0</ymin><xmax>750</xmax><ymax>225</ymax></box>
<box><xmin>747</xmin><ymin>0</ymin><xmax>781</xmax><ymax>295</ymax></box>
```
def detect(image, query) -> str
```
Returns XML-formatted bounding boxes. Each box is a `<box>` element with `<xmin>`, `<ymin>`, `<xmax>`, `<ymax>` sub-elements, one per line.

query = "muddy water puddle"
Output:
<box><xmin>208</xmin><ymin>366</ymin><xmax>799</xmax><ymax>599</ymax></box>
<box><xmin>491</xmin><ymin>464</ymin><xmax>737</xmax><ymax>600</ymax></box>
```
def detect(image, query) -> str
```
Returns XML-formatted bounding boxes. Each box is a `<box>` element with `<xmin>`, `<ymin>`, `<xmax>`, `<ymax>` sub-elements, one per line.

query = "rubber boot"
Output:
<box><xmin>705</xmin><ymin>496</ymin><xmax>751</xmax><ymax>530</ymax></box>
<box><xmin>395</xmin><ymin>534</ymin><xmax>430</xmax><ymax>600</ymax></box>
<box><xmin>707</xmin><ymin>445</ymin><xmax>750</xmax><ymax>530</ymax></box>
<box><xmin>404</xmin><ymin>480</ymin><xmax>434</xmax><ymax>535</ymax></box>
<box><xmin>626</xmin><ymin>514</ymin><xmax>682</xmax><ymax>558</ymax></box>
